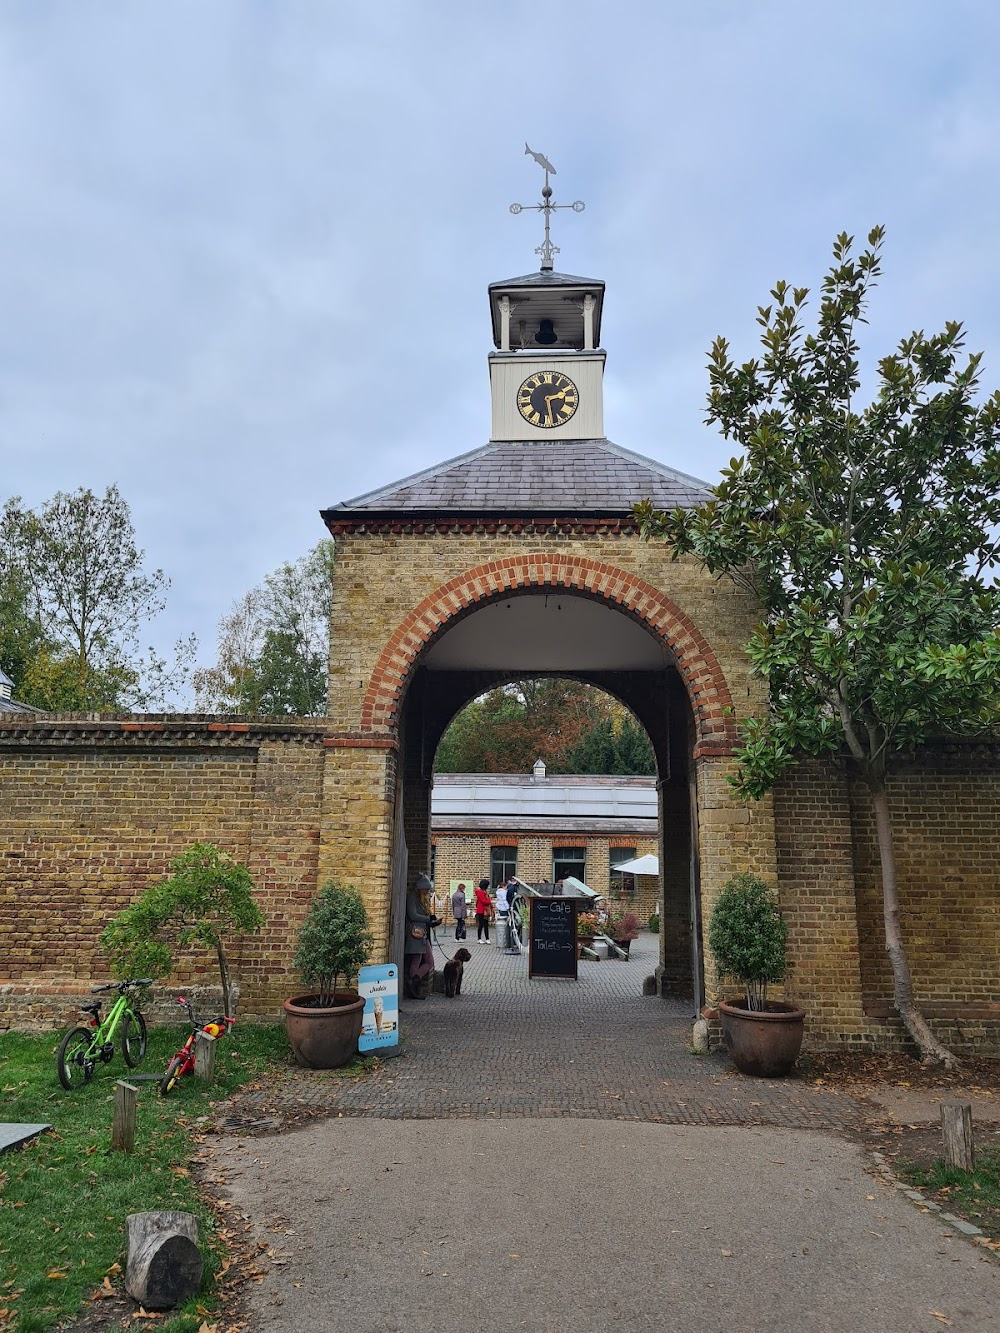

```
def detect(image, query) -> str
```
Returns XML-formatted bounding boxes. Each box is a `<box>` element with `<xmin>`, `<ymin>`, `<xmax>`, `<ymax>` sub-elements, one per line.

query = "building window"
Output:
<box><xmin>553</xmin><ymin>846</ymin><xmax>586</xmax><ymax>884</ymax></box>
<box><xmin>610</xmin><ymin>847</ymin><xmax>637</xmax><ymax>895</ymax></box>
<box><xmin>490</xmin><ymin>846</ymin><xmax>517</xmax><ymax>887</ymax></box>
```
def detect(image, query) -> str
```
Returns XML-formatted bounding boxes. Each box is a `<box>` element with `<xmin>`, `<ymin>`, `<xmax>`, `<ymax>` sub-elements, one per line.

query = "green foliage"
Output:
<box><xmin>100</xmin><ymin>843</ymin><xmax>264</xmax><ymax>1017</ymax></box>
<box><xmin>648</xmin><ymin>912</ymin><xmax>660</xmax><ymax>934</ymax></box>
<box><xmin>707</xmin><ymin>872</ymin><xmax>789</xmax><ymax>1011</ymax></box>
<box><xmin>637</xmin><ymin>227</ymin><xmax>1000</xmax><ymax>798</ymax></box>
<box><xmin>1</xmin><ymin>485</ymin><xmax>192</xmax><ymax>710</ymax></box>
<box><xmin>193</xmin><ymin>540</ymin><xmax>334</xmax><ymax>715</ymax></box>
<box><xmin>637</xmin><ymin>227</ymin><xmax>999</xmax><ymax>1065</ymax></box>
<box><xmin>562</xmin><ymin>713</ymin><xmax>655</xmax><ymax>775</ymax></box>
<box><xmin>434</xmin><ymin>677</ymin><xmax>654</xmax><ymax>775</ymax></box>
<box><xmin>294</xmin><ymin>880</ymin><xmax>374</xmax><ymax>1006</ymax></box>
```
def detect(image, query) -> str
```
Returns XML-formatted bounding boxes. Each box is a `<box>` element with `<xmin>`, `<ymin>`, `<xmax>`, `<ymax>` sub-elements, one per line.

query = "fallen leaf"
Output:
<box><xmin>47</xmin><ymin>1270</ymin><xmax>67</xmax><ymax>1280</ymax></box>
<box><xmin>930</xmin><ymin>1314</ymin><xmax>952</xmax><ymax>1327</ymax></box>
<box><xmin>720</xmin><ymin>1249</ymin><xmax>733</xmax><ymax>1258</ymax></box>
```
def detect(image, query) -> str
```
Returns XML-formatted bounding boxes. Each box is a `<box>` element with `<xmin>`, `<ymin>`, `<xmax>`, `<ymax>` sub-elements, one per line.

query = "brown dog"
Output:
<box><xmin>442</xmin><ymin>947</ymin><xmax>472</xmax><ymax>998</ymax></box>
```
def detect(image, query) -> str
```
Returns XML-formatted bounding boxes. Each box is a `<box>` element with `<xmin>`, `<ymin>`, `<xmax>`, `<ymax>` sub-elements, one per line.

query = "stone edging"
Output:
<box><xmin>868</xmin><ymin>1148</ymin><xmax>998</xmax><ymax>1262</ymax></box>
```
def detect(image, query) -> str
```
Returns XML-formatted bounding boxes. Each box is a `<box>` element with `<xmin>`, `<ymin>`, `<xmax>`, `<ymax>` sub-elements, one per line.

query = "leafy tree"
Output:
<box><xmin>194</xmin><ymin>540</ymin><xmax>334</xmax><ymax>715</ymax></box>
<box><xmin>434</xmin><ymin>678</ymin><xmax>654</xmax><ymax>775</ymax></box>
<box><xmin>563</xmin><ymin>713</ymin><xmax>655</xmax><ymax>775</ymax></box>
<box><xmin>638</xmin><ymin>228</ymin><xmax>1000</xmax><ymax>1067</ymax></box>
<box><xmin>708</xmin><ymin>872</ymin><xmax>789</xmax><ymax>1011</ymax></box>
<box><xmin>100</xmin><ymin>843</ymin><xmax>265</xmax><ymax>1017</ymax></box>
<box><xmin>2</xmin><ymin>485</ymin><xmax>192</xmax><ymax>709</ymax></box>
<box><xmin>294</xmin><ymin>881</ymin><xmax>374</xmax><ymax>1007</ymax></box>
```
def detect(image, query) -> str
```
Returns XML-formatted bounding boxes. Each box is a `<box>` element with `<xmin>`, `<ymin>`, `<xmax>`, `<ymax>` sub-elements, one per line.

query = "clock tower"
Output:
<box><xmin>488</xmin><ymin>151</ymin><xmax>605</xmax><ymax>441</ymax></box>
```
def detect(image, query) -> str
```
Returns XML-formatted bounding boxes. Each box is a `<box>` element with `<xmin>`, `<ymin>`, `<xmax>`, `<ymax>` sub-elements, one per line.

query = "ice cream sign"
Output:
<box><xmin>358</xmin><ymin>964</ymin><xmax>399</xmax><ymax>1052</ymax></box>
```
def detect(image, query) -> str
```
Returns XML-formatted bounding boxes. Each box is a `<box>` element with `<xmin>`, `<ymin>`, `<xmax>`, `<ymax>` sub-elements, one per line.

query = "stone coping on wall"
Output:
<box><xmin>0</xmin><ymin>714</ymin><xmax>341</xmax><ymax>747</ymax></box>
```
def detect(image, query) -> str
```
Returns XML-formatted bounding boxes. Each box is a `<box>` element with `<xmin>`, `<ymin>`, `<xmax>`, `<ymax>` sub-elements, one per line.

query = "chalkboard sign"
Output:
<box><xmin>528</xmin><ymin>898</ymin><xmax>578</xmax><ymax>979</ymax></box>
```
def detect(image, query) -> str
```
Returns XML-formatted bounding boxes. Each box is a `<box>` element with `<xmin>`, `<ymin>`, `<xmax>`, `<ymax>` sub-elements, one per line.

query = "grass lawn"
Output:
<box><xmin>898</xmin><ymin>1147</ymin><xmax>1000</xmax><ymax>1242</ymax></box>
<box><xmin>1</xmin><ymin>1019</ymin><xmax>292</xmax><ymax>1333</ymax></box>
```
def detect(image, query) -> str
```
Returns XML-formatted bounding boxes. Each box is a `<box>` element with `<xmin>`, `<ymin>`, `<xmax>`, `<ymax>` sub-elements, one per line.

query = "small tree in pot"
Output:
<box><xmin>284</xmin><ymin>881</ymin><xmax>374</xmax><ymax>1069</ymax></box>
<box><xmin>707</xmin><ymin>872</ymin><xmax>803</xmax><ymax>1076</ymax></box>
<box><xmin>605</xmin><ymin>909</ymin><xmax>642</xmax><ymax>957</ymax></box>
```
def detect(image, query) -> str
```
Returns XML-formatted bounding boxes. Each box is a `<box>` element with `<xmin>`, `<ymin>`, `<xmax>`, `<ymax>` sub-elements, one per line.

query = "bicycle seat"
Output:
<box><xmin>81</xmin><ymin>1003</ymin><xmax>101</xmax><ymax>1016</ymax></box>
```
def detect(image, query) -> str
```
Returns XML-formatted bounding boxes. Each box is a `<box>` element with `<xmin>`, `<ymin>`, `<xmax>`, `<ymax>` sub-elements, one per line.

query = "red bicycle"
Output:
<box><xmin>159</xmin><ymin>997</ymin><xmax>234</xmax><ymax>1096</ymax></box>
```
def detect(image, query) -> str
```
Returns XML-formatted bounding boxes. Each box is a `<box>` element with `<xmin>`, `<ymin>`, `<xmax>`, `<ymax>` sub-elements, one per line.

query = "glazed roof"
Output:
<box><xmin>431</xmin><ymin>772</ymin><xmax>657</xmax><ymax>836</ymax></box>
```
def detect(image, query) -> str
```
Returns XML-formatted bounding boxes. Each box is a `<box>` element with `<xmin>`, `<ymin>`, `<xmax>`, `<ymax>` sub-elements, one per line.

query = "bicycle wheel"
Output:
<box><xmin>159</xmin><ymin>1055</ymin><xmax>184</xmax><ymax>1097</ymax></box>
<box><xmin>122</xmin><ymin>1009</ymin><xmax>148</xmax><ymax>1067</ymax></box>
<box><xmin>57</xmin><ymin>1027</ymin><xmax>96</xmax><ymax>1091</ymax></box>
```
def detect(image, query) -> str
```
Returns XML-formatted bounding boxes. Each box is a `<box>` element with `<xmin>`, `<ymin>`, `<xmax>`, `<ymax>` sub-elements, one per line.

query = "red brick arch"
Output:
<box><xmin>361</xmin><ymin>554</ymin><xmax>738</xmax><ymax>756</ymax></box>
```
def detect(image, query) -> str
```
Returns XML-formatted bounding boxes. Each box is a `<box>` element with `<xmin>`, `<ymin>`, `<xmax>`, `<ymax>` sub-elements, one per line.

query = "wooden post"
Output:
<box><xmin>940</xmin><ymin>1099</ymin><xmax>975</xmax><ymax>1172</ymax></box>
<box><xmin>193</xmin><ymin>1031</ymin><xmax>217</xmax><ymax>1084</ymax></box>
<box><xmin>111</xmin><ymin>1081</ymin><xmax>137</xmax><ymax>1153</ymax></box>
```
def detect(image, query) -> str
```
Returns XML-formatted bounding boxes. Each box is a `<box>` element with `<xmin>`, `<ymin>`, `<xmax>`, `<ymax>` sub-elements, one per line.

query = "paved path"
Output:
<box><xmin>226</xmin><ymin>933</ymin><xmax>859</xmax><ymax>1130</ymax></box>
<box><xmin>207</xmin><ymin>932</ymin><xmax>999</xmax><ymax>1330</ymax></box>
<box><xmin>212</xmin><ymin>1120</ymin><xmax>999</xmax><ymax>1333</ymax></box>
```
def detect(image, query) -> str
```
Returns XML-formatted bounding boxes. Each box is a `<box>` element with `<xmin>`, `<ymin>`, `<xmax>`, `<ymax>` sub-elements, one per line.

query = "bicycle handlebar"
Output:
<box><xmin>89</xmin><ymin>978</ymin><xmax>152</xmax><ymax>995</ymax></box>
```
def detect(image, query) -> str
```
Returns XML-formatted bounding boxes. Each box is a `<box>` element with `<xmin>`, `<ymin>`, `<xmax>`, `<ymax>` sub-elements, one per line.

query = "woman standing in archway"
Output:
<box><xmin>404</xmin><ymin>873</ymin><xmax>439</xmax><ymax>998</ymax></box>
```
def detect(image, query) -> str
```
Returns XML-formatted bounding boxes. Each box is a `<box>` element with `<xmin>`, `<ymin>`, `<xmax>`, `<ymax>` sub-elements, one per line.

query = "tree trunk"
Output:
<box><xmin>124</xmin><ymin>1211</ymin><xmax>203</xmax><ymax>1310</ymax></box>
<box><xmin>869</xmin><ymin>782</ymin><xmax>959</xmax><ymax>1069</ymax></box>
<box><xmin>216</xmin><ymin>940</ymin><xmax>233</xmax><ymax>1018</ymax></box>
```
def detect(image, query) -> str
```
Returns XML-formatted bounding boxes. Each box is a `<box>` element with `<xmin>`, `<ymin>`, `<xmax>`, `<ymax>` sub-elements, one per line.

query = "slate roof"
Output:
<box><xmin>487</xmin><ymin>270</ymin><xmax>605</xmax><ymax>291</ymax></box>
<box><xmin>324</xmin><ymin>439</ymin><xmax>711</xmax><ymax>517</ymax></box>
<box><xmin>0</xmin><ymin>668</ymin><xmax>45</xmax><ymax>714</ymax></box>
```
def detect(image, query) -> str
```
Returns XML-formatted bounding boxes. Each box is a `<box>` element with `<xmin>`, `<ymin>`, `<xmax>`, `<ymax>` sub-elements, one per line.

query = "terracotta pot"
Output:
<box><xmin>283</xmin><ymin>990</ymin><xmax>364</xmax><ymax>1069</ymax></box>
<box><xmin>719</xmin><ymin>999</ymin><xmax>805</xmax><ymax>1077</ymax></box>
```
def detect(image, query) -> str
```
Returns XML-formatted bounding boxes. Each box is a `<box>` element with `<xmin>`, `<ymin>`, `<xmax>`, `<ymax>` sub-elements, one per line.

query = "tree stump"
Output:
<box><xmin>940</xmin><ymin>1099</ymin><xmax>975</xmax><ymax>1172</ymax></box>
<box><xmin>124</xmin><ymin>1211</ymin><xmax>203</xmax><ymax>1310</ymax></box>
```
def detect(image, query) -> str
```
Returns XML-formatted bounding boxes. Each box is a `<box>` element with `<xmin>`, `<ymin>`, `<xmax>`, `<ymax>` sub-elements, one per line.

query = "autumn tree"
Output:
<box><xmin>434</xmin><ymin>678</ymin><xmax>654</xmax><ymax>775</ymax></box>
<box><xmin>194</xmin><ymin>540</ymin><xmax>334</xmax><ymax>715</ymax></box>
<box><xmin>638</xmin><ymin>228</ymin><xmax>1000</xmax><ymax>1068</ymax></box>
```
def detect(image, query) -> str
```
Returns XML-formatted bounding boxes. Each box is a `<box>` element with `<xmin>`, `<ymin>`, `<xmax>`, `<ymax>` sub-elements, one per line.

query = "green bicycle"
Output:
<box><xmin>56</xmin><ymin>977</ymin><xmax>151</xmax><ymax>1090</ymax></box>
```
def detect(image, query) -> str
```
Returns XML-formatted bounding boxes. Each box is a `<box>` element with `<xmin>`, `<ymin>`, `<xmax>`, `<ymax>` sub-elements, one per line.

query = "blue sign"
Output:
<box><xmin>358</xmin><ymin>964</ymin><xmax>399</xmax><ymax>1053</ymax></box>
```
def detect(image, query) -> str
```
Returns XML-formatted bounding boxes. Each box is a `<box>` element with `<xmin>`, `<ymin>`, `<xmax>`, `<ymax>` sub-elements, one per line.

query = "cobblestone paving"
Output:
<box><xmin>231</xmin><ymin>933</ymin><xmax>861</xmax><ymax>1130</ymax></box>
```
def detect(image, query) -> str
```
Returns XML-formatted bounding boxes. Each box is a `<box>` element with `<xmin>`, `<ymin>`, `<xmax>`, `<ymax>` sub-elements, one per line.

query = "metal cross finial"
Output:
<box><xmin>510</xmin><ymin>144</ymin><xmax>585</xmax><ymax>272</ymax></box>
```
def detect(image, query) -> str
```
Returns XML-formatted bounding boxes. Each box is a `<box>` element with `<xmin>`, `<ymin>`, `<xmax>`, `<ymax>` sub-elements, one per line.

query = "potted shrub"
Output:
<box><xmin>605</xmin><ymin>909</ymin><xmax>642</xmax><ymax>958</ymax></box>
<box><xmin>284</xmin><ymin>881</ymin><xmax>375</xmax><ymax>1069</ymax></box>
<box><xmin>707</xmin><ymin>872</ymin><xmax>804</xmax><ymax>1077</ymax></box>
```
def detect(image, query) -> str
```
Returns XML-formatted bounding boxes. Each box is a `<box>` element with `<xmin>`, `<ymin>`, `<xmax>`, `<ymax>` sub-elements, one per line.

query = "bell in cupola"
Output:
<box><xmin>534</xmin><ymin>318</ymin><xmax>557</xmax><ymax>346</ymax></box>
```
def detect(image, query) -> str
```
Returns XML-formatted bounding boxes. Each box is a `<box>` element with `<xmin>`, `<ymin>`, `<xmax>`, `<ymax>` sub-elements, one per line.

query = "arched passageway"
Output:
<box><xmin>377</xmin><ymin>567</ymin><xmax>736</xmax><ymax>1009</ymax></box>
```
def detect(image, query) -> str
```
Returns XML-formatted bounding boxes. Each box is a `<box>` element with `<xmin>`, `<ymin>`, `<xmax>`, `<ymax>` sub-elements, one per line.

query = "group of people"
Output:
<box><xmin>404</xmin><ymin>872</ymin><xmax>521</xmax><ymax>998</ymax></box>
<box><xmin>451</xmin><ymin>876</ymin><xmax>518</xmax><ymax>944</ymax></box>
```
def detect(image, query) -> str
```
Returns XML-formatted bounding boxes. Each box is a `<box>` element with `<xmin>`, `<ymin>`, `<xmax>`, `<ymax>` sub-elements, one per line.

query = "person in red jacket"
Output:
<box><xmin>474</xmin><ymin>878</ymin><xmax>493</xmax><ymax>945</ymax></box>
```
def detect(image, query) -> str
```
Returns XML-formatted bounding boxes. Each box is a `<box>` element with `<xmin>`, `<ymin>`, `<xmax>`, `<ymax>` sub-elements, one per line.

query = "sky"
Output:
<box><xmin>2</xmin><ymin>2</ymin><xmax>999</xmax><ymax>700</ymax></box>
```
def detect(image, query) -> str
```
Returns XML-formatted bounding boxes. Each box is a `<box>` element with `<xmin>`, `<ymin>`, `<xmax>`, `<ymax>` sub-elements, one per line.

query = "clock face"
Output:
<box><xmin>516</xmin><ymin>371</ymin><xmax>579</xmax><ymax>429</ymax></box>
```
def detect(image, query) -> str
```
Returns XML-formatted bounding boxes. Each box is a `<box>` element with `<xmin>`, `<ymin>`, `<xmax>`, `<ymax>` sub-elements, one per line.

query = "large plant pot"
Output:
<box><xmin>719</xmin><ymin>999</ymin><xmax>805</xmax><ymax>1077</ymax></box>
<box><xmin>284</xmin><ymin>990</ymin><xmax>364</xmax><ymax>1069</ymax></box>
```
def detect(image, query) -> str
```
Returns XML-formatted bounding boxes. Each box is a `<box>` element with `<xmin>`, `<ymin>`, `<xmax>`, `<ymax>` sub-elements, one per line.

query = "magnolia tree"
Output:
<box><xmin>638</xmin><ymin>228</ymin><xmax>1000</xmax><ymax>1068</ymax></box>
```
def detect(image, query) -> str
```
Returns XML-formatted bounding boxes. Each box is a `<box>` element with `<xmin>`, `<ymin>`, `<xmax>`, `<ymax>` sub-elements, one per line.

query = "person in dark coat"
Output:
<box><xmin>451</xmin><ymin>883</ymin><xmax>469</xmax><ymax>940</ymax></box>
<box><xmin>404</xmin><ymin>873</ymin><xmax>439</xmax><ymax>998</ymax></box>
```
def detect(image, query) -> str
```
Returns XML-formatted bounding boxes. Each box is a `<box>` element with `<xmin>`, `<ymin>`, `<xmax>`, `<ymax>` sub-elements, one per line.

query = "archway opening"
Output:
<box><xmin>387</xmin><ymin>585</ymin><xmax>705</xmax><ymax>1008</ymax></box>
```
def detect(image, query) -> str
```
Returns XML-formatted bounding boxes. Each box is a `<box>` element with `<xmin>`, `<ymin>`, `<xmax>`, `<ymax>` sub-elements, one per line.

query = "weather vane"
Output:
<box><xmin>510</xmin><ymin>144</ymin><xmax>585</xmax><ymax>272</ymax></box>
